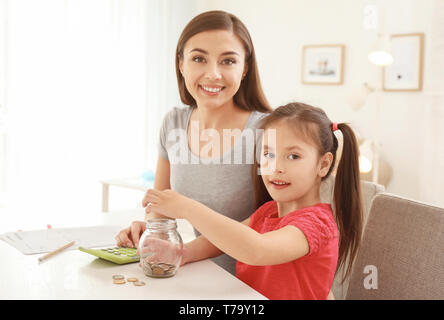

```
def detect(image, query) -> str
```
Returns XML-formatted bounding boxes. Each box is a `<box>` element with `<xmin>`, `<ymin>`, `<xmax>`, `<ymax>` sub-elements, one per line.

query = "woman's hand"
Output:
<box><xmin>115</xmin><ymin>221</ymin><xmax>146</xmax><ymax>248</ymax></box>
<box><xmin>144</xmin><ymin>189</ymin><xmax>196</xmax><ymax>219</ymax></box>
<box><xmin>137</xmin><ymin>237</ymin><xmax>183</xmax><ymax>266</ymax></box>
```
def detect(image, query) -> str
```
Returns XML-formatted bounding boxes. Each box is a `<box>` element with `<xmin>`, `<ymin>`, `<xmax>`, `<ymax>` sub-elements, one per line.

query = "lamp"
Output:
<box><xmin>332</xmin><ymin>133</ymin><xmax>392</xmax><ymax>187</ymax></box>
<box><xmin>368</xmin><ymin>33</ymin><xmax>394</xmax><ymax>66</ymax></box>
<box><xmin>366</xmin><ymin>35</ymin><xmax>393</xmax><ymax>184</ymax></box>
<box><xmin>349</xmin><ymin>83</ymin><xmax>375</xmax><ymax>111</ymax></box>
<box><xmin>358</xmin><ymin>139</ymin><xmax>373</xmax><ymax>173</ymax></box>
<box><xmin>352</xmin><ymin>90</ymin><xmax>393</xmax><ymax>186</ymax></box>
<box><xmin>359</xmin><ymin>140</ymin><xmax>393</xmax><ymax>187</ymax></box>
<box><xmin>365</xmin><ymin>4</ymin><xmax>394</xmax><ymax>67</ymax></box>
<box><xmin>349</xmin><ymin>4</ymin><xmax>394</xmax><ymax>186</ymax></box>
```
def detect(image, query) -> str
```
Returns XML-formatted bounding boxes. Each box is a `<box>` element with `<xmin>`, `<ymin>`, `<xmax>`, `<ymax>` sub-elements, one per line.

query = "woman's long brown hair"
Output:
<box><xmin>252</xmin><ymin>102</ymin><xmax>363</xmax><ymax>283</ymax></box>
<box><xmin>175</xmin><ymin>10</ymin><xmax>271</xmax><ymax>113</ymax></box>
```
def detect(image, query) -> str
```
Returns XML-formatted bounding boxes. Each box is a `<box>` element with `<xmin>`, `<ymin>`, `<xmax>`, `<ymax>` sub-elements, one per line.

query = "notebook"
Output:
<box><xmin>0</xmin><ymin>225</ymin><xmax>122</xmax><ymax>254</ymax></box>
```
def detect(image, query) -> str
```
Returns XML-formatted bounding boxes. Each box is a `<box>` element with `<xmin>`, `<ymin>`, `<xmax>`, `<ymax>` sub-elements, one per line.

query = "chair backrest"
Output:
<box><xmin>346</xmin><ymin>193</ymin><xmax>444</xmax><ymax>299</ymax></box>
<box><xmin>320</xmin><ymin>175</ymin><xmax>384</xmax><ymax>299</ymax></box>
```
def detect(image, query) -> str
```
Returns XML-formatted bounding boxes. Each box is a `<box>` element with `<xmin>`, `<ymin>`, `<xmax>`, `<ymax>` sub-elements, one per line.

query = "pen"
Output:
<box><xmin>38</xmin><ymin>241</ymin><xmax>76</xmax><ymax>263</ymax></box>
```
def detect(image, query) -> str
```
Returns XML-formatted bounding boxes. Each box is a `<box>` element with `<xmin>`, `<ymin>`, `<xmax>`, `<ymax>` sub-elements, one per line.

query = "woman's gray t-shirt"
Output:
<box><xmin>158</xmin><ymin>106</ymin><xmax>267</xmax><ymax>275</ymax></box>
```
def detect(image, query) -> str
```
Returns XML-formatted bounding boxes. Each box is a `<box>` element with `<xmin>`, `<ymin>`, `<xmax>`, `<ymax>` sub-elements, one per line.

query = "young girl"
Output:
<box><xmin>143</xmin><ymin>102</ymin><xmax>363</xmax><ymax>300</ymax></box>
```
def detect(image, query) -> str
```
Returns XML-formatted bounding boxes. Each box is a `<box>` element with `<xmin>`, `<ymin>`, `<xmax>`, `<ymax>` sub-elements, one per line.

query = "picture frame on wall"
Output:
<box><xmin>383</xmin><ymin>33</ymin><xmax>424</xmax><ymax>92</ymax></box>
<box><xmin>301</xmin><ymin>44</ymin><xmax>345</xmax><ymax>85</ymax></box>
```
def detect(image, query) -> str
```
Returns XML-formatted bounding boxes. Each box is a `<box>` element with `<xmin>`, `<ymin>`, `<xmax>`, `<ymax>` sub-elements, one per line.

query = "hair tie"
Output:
<box><xmin>332</xmin><ymin>122</ymin><xmax>339</xmax><ymax>132</ymax></box>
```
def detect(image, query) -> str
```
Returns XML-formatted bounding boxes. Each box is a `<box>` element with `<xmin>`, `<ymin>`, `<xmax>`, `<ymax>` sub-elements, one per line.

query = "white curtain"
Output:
<box><xmin>0</xmin><ymin>0</ymin><xmax>197</xmax><ymax>228</ymax></box>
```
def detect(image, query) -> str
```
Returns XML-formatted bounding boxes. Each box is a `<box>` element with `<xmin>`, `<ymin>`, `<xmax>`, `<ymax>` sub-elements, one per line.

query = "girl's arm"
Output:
<box><xmin>144</xmin><ymin>156</ymin><xmax>171</xmax><ymax>220</ymax></box>
<box><xmin>116</xmin><ymin>156</ymin><xmax>172</xmax><ymax>248</ymax></box>
<box><xmin>182</xmin><ymin>218</ymin><xmax>251</xmax><ymax>265</ymax></box>
<box><xmin>184</xmin><ymin>200</ymin><xmax>309</xmax><ymax>266</ymax></box>
<box><xmin>145</xmin><ymin>189</ymin><xmax>309</xmax><ymax>266</ymax></box>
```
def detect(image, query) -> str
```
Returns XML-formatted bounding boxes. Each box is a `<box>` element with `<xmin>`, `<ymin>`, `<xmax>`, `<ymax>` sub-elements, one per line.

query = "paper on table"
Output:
<box><xmin>0</xmin><ymin>225</ymin><xmax>122</xmax><ymax>255</ymax></box>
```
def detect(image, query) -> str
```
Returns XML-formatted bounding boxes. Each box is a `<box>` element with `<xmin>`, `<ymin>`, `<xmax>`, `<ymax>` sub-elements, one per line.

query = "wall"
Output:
<box><xmin>195</xmin><ymin>0</ymin><xmax>443</xmax><ymax>207</ymax></box>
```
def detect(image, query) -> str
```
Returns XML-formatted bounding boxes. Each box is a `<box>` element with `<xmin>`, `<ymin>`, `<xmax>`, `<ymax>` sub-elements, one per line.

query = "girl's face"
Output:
<box><xmin>260</xmin><ymin>120</ymin><xmax>332</xmax><ymax>205</ymax></box>
<box><xmin>179</xmin><ymin>30</ymin><xmax>248</xmax><ymax>110</ymax></box>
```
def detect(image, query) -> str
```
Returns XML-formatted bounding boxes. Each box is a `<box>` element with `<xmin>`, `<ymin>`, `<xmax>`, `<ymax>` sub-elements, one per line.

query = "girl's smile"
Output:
<box><xmin>269</xmin><ymin>178</ymin><xmax>291</xmax><ymax>189</ymax></box>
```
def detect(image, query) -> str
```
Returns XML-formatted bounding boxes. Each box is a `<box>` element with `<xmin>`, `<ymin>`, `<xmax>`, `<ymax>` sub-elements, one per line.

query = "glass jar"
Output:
<box><xmin>138</xmin><ymin>218</ymin><xmax>183</xmax><ymax>278</ymax></box>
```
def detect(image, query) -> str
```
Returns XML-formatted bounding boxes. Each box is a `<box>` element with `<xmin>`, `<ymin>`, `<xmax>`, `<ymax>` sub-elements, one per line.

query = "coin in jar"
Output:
<box><xmin>151</xmin><ymin>266</ymin><xmax>165</xmax><ymax>276</ymax></box>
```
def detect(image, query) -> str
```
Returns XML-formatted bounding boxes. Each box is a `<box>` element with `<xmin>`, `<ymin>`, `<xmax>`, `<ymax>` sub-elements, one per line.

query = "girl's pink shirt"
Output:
<box><xmin>236</xmin><ymin>200</ymin><xmax>339</xmax><ymax>300</ymax></box>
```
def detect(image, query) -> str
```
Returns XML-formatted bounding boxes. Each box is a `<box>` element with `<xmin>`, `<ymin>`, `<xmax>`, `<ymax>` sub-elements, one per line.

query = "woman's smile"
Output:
<box><xmin>199</xmin><ymin>84</ymin><xmax>225</xmax><ymax>96</ymax></box>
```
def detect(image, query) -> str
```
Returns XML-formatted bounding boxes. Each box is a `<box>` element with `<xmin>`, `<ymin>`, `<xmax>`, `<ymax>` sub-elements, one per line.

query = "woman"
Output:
<box><xmin>115</xmin><ymin>10</ymin><xmax>271</xmax><ymax>275</ymax></box>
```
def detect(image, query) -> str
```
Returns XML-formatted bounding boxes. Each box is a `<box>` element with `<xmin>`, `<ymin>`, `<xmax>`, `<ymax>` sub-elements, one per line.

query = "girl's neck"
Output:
<box><xmin>276</xmin><ymin>188</ymin><xmax>321</xmax><ymax>218</ymax></box>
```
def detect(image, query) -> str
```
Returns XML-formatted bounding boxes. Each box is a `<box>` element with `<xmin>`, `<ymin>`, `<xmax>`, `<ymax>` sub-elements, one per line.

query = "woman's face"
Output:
<box><xmin>179</xmin><ymin>30</ymin><xmax>248</xmax><ymax>110</ymax></box>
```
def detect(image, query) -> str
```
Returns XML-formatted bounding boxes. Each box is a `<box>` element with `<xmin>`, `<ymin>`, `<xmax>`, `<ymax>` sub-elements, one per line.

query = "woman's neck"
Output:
<box><xmin>194</xmin><ymin>102</ymin><xmax>248</xmax><ymax>130</ymax></box>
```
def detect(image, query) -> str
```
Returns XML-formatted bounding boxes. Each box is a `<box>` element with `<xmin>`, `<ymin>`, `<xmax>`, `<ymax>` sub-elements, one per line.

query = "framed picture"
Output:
<box><xmin>383</xmin><ymin>33</ymin><xmax>424</xmax><ymax>91</ymax></box>
<box><xmin>301</xmin><ymin>44</ymin><xmax>345</xmax><ymax>85</ymax></box>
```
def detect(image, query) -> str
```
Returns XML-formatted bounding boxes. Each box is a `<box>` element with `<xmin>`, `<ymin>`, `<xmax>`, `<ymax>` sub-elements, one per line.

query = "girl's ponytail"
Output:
<box><xmin>334</xmin><ymin>123</ymin><xmax>363</xmax><ymax>283</ymax></box>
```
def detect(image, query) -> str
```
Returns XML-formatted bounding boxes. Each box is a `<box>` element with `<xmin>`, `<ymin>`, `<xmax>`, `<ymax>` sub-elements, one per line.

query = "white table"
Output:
<box><xmin>100</xmin><ymin>177</ymin><xmax>152</xmax><ymax>212</ymax></box>
<box><xmin>0</xmin><ymin>208</ymin><xmax>266</xmax><ymax>300</ymax></box>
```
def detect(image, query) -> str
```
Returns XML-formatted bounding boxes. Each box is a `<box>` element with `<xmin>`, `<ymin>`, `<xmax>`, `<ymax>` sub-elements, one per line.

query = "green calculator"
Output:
<box><xmin>78</xmin><ymin>246</ymin><xmax>140</xmax><ymax>264</ymax></box>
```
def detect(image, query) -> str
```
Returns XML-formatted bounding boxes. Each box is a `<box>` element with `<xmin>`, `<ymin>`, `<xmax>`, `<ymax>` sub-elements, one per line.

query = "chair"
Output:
<box><xmin>320</xmin><ymin>175</ymin><xmax>385</xmax><ymax>299</ymax></box>
<box><xmin>346</xmin><ymin>193</ymin><xmax>444</xmax><ymax>299</ymax></box>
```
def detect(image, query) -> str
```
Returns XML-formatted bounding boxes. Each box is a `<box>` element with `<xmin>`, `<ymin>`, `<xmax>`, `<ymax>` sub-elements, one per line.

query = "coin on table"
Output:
<box><xmin>133</xmin><ymin>281</ymin><xmax>146</xmax><ymax>286</ymax></box>
<box><xmin>112</xmin><ymin>275</ymin><xmax>125</xmax><ymax>280</ymax></box>
<box><xmin>127</xmin><ymin>277</ymin><xmax>138</xmax><ymax>282</ymax></box>
<box><xmin>113</xmin><ymin>279</ymin><xmax>126</xmax><ymax>285</ymax></box>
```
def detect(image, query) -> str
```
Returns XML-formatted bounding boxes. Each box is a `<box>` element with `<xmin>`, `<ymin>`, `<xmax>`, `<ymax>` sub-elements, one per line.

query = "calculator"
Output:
<box><xmin>78</xmin><ymin>246</ymin><xmax>140</xmax><ymax>264</ymax></box>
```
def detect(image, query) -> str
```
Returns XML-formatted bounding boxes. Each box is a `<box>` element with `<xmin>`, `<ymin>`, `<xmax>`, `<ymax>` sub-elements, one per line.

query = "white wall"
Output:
<box><xmin>196</xmin><ymin>0</ymin><xmax>444</xmax><ymax>207</ymax></box>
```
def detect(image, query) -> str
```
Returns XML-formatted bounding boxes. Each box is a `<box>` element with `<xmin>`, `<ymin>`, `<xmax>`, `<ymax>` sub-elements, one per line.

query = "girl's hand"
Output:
<box><xmin>144</xmin><ymin>189</ymin><xmax>195</xmax><ymax>219</ymax></box>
